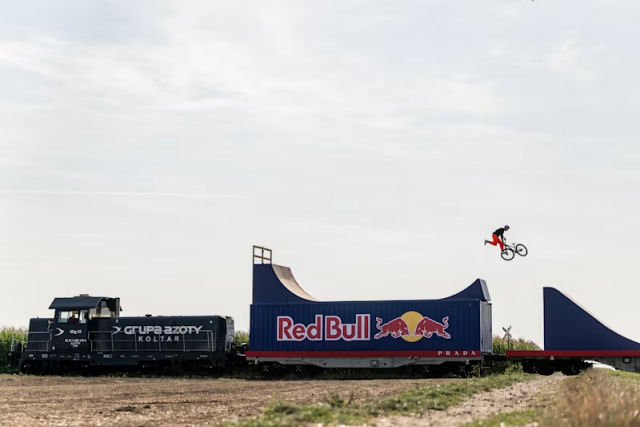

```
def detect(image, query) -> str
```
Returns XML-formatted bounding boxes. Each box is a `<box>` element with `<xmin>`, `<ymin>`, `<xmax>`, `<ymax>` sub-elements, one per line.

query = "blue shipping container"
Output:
<box><xmin>247</xmin><ymin>263</ymin><xmax>492</xmax><ymax>368</ymax></box>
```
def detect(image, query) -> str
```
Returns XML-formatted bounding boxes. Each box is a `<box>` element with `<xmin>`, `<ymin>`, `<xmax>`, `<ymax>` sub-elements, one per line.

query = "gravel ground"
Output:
<box><xmin>375</xmin><ymin>373</ymin><xmax>566</xmax><ymax>427</ymax></box>
<box><xmin>0</xmin><ymin>374</ymin><xmax>460</xmax><ymax>426</ymax></box>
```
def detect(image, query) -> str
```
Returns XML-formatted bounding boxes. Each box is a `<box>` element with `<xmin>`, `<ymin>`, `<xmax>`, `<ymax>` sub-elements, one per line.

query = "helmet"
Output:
<box><xmin>504</xmin><ymin>225</ymin><xmax>510</xmax><ymax>230</ymax></box>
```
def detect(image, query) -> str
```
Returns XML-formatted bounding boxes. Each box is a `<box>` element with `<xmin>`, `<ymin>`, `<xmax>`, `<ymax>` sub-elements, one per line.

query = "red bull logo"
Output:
<box><xmin>374</xmin><ymin>311</ymin><xmax>451</xmax><ymax>341</ymax></box>
<box><xmin>374</xmin><ymin>317</ymin><xmax>410</xmax><ymax>339</ymax></box>
<box><xmin>277</xmin><ymin>314</ymin><xmax>370</xmax><ymax>341</ymax></box>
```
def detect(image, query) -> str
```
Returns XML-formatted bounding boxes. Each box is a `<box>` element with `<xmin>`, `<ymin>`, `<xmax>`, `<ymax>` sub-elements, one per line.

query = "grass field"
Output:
<box><xmin>229</xmin><ymin>366</ymin><xmax>534</xmax><ymax>426</ymax></box>
<box><xmin>234</xmin><ymin>368</ymin><xmax>640</xmax><ymax>426</ymax></box>
<box><xmin>468</xmin><ymin>368</ymin><xmax>640</xmax><ymax>426</ymax></box>
<box><xmin>540</xmin><ymin>369</ymin><xmax>640</xmax><ymax>426</ymax></box>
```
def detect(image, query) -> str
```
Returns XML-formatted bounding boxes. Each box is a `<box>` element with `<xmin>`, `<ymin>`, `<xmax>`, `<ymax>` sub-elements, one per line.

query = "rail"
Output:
<box><xmin>10</xmin><ymin>333</ymin><xmax>26</xmax><ymax>353</ymax></box>
<box><xmin>25</xmin><ymin>332</ymin><xmax>51</xmax><ymax>352</ymax></box>
<box><xmin>88</xmin><ymin>330</ymin><xmax>216</xmax><ymax>353</ymax></box>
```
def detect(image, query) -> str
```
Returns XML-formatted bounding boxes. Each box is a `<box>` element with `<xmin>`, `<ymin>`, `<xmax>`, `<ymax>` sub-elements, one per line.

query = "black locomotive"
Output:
<box><xmin>19</xmin><ymin>294</ymin><xmax>235</xmax><ymax>373</ymax></box>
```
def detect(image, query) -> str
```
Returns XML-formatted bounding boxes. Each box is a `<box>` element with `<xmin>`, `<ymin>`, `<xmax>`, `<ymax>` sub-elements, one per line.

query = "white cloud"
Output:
<box><xmin>1</xmin><ymin>3</ymin><xmax>509</xmax><ymax>123</ymax></box>
<box><xmin>546</xmin><ymin>38</ymin><xmax>600</xmax><ymax>82</ymax></box>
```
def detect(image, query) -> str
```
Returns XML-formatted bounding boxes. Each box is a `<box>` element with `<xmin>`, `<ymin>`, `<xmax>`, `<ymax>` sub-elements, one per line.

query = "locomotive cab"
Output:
<box><xmin>22</xmin><ymin>295</ymin><xmax>122</xmax><ymax>371</ymax></box>
<box><xmin>48</xmin><ymin>295</ymin><xmax>121</xmax><ymax>355</ymax></box>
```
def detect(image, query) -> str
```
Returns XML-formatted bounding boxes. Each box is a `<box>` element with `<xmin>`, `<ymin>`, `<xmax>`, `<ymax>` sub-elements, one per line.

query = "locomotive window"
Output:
<box><xmin>57</xmin><ymin>310</ymin><xmax>87</xmax><ymax>324</ymax></box>
<box><xmin>89</xmin><ymin>301</ymin><xmax>114</xmax><ymax>319</ymax></box>
<box><xmin>58</xmin><ymin>311</ymin><xmax>74</xmax><ymax>323</ymax></box>
<box><xmin>58</xmin><ymin>311</ymin><xmax>69</xmax><ymax>323</ymax></box>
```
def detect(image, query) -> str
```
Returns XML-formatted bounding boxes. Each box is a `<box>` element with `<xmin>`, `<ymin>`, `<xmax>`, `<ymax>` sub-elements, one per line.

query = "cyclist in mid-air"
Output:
<box><xmin>485</xmin><ymin>225</ymin><xmax>509</xmax><ymax>251</ymax></box>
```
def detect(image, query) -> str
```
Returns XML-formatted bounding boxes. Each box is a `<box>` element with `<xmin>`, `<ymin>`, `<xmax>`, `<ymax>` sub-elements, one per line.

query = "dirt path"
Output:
<box><xmin>375</xmin><ymin>373</ymin><xmax>566</xmax><ymax>427</ymax></box>
<box><xmin>0</xmin><ymin>374</ymin><xmax>460</xmax><ymax>426</ymax></box>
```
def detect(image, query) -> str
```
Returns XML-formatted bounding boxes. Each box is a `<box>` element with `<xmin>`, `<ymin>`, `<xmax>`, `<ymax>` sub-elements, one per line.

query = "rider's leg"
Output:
<box><xmin>498</xmin><ymin>239</ymin><xmax>504</xmax><ymax>251</ymax></box>
<box><xmin>487</xmin><ymin>234</ymin><xmax>500</xmax><ymax>247</ymax></box>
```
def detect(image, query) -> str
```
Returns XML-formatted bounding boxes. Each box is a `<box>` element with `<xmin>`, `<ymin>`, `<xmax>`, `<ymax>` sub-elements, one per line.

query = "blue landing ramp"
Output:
<box><xmin>544</xmin><ymin>287</ymin><xmax>640</xmax><ymax>351</ymax></box>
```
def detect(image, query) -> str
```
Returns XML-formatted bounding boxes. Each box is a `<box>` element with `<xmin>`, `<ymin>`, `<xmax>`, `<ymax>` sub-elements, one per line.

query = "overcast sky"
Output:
<box><xmin>1</xmin><ymin>1</ymin><xmax>640</xmax><ymax>347</ymax></box>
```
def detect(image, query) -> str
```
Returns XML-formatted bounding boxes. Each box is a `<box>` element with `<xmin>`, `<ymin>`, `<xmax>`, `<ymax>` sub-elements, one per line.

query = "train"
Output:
<box><xmin>9</xmin><ymin>246</ymin><xmax>640</xmax><ymax>376</ymax></box>
<box><xmin>18</xmin><ymin>295</ymin><xmax>234</xmax><ymax>374</ymax></box>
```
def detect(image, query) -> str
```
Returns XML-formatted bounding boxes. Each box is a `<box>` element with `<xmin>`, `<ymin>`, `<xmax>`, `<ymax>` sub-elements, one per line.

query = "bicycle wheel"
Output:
<box><xmin>500</xmin><ymin>248</ymin><xmax>515</xmax><ymax>261</ymax></box>
<box><xmin>516</xmin><ymin>244</ymin><xmax>528</xmax><ymax>256</ymax></box>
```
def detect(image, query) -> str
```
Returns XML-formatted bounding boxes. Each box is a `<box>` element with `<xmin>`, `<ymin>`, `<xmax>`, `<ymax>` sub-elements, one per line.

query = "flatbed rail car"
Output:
<box><xmin>508</xmin><ymin>287</ymin><xmax>640</xmax><ymax>374</ymax></box>
<box><xmin>20</xmin><ymin>295</ymin><xmax>234</xmax><ymax>373</ymax></box>
<box><xmin>246</xmin><ymin>247</ymin><xmax>493</xmax><ymax>371</ymax></box>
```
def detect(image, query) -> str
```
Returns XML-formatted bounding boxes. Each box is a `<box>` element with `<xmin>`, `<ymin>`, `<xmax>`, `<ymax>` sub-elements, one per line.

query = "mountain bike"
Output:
<box><xmin>500</xmin><ymin>241</ymin><xmax>528</xmax><ymax>261</ymax></box>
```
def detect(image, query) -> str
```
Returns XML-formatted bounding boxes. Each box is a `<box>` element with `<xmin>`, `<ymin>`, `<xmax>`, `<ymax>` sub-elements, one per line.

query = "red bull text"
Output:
<box><xmin>277</xmin><ymin>314</ymin><xmax>370</xmax><ymax>341</ymax></box>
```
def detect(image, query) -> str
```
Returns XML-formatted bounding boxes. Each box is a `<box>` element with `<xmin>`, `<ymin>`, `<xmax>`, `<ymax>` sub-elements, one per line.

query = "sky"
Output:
<box><xmin>1</xmin><ymin>1</ymin><xmax>640</xmax><ymax>347</ymax></box>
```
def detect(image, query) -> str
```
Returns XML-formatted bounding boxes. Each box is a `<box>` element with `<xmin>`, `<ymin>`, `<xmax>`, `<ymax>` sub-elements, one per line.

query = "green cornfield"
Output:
<box><xmin>234</xmin><ymin>330</ymin><xmax>249</xmax><ymax>347</ymax></box>
<box><xmin>0</xmin><ymin>327</ymin><xmax>27</xmax><ymax>372</ymax></box>
<box><xmin>492</xmin><ymin>335</ymin><xmax>540</xmax><ymax>354</ymax></box>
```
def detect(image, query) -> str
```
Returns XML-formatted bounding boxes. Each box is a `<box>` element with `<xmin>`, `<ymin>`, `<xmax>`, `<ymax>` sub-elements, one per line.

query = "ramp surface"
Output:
<box><xmin>544</xmin><ymin>287</ymin><xmax>640</xmax><ymax>351</ymax></box>
<box><xmin>272</xmin><ymin>265</ymin><xmax>317</xmax><ymax>301</ymax></box>
<box><xmin>252</xmin><ymin>264</ymin><xmax>489</xmax><ymax>304</ymax></box>
<box><xmin>253</xmin><ymin>264</ymin><xmax>318</xmax><ymax>304</ymax></box>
